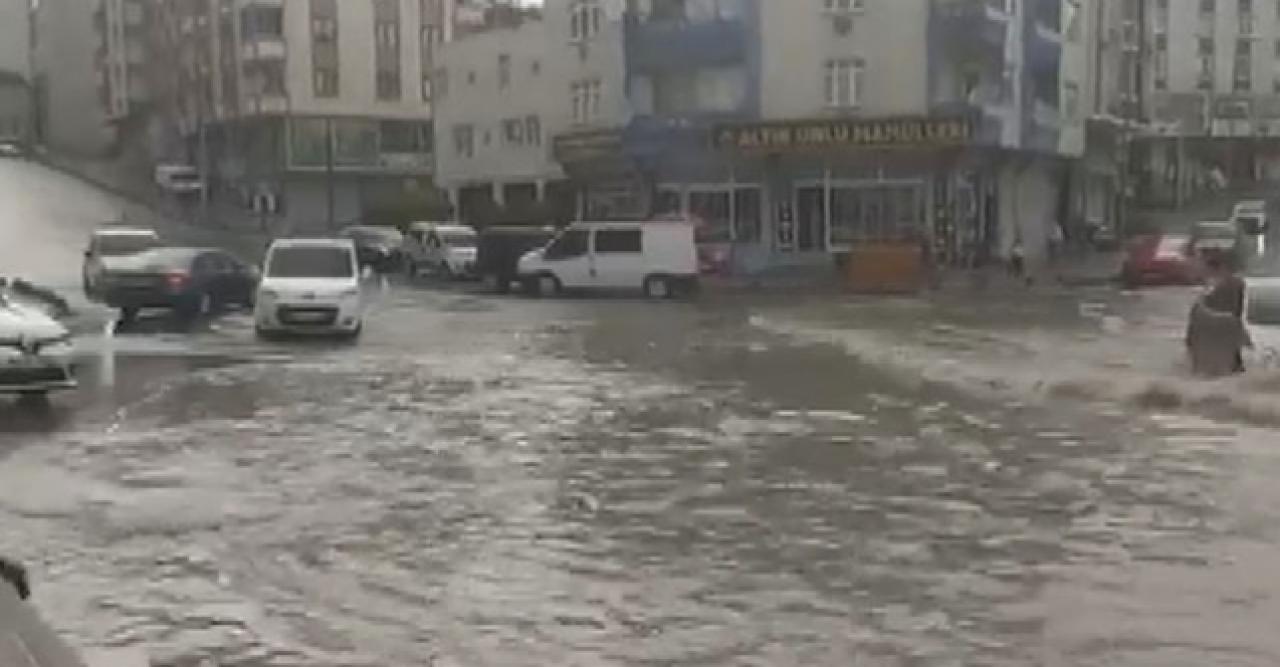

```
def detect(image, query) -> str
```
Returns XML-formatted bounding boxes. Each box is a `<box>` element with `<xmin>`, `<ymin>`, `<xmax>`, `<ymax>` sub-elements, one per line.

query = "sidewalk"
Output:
<box><xmin>36</xmin><ymin>151</ymin><xmax>273</xmax><ymax>261</ymax></box>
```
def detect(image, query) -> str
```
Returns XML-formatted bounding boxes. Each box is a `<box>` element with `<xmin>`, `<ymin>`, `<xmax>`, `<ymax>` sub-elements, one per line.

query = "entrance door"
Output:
<box><xmin>795</xmin><ymin>186</ymin><xmax>826</xmax><ymax>252</ymax></box>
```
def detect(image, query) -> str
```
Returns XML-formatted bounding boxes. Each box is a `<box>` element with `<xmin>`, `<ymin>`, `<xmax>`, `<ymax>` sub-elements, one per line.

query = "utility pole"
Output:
<box><xmin>325</xmin><ymin>116</ymin><xmax>335</xmax><ymax>231</ymax></box>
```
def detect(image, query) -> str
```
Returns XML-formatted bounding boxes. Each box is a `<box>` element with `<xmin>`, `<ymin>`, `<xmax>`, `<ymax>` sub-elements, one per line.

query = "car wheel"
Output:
<box><xmin>255</xmin><ymin>326</ymin><xmax>277</xmax><ymax>341</ymax></box>
<box><xmin>538</xmin><ymin>274</ymin><xmax>561</xmax><ymax>297</ymax></box>
<box><xmin>118</xmin><ymin>306</ymin><xmax>139</xmax><ymax>325</ymax></box>
<box><xmin>644</xmin><ymin>275</ymin><xmax>673</xmax><ymax>299</ymax></box>
<box><xmin>340</xmin><ymin>324</ymin><xmax>363</xmax><ymax>342</ymax></box>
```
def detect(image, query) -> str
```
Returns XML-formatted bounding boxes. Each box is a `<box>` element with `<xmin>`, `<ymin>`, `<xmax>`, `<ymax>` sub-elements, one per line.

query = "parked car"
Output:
<box><xmin>1245</xmin><ymin>264</ymin><xmax>1280</xmax><ymax>369</ymax></box>
<box><xmin>99</xmin><ymin>247</ymin><xmax>258</xmax><ymax>324</ymax></box>
<box><xmin>475</xmin><ymin>225</ymin><xmax>558</xmax><ymax>293</ymax></box>
<box><xmin>1121</xmin><ymin>233</ymin><xmax>1203</xmax><ymax>288</ymax></box>
<box><xmin>254</xmin><ymin>238</ymin><xmax>363</xmax><ymax>340</ymax></box>
<box><xmin>1232</xmin><ymin>200</ymin><xmax>1269</xmax><ymax>259</ymax></box>
<box><xmin>154</xmin><ymin>164</ymin><xmax>205</xmax><ymax>197</ymax></box>
<box><xmin>338</xmin><ymin>225</ymin><xmax>404</xmax><ymax>272</ymax></box>
<box><xmin>0</xmin><ymin>140</ymin><xmax>26</xmax><ymax>158</ymax></box>
<box><xmin>82</xmin><ymin>225</ymin><xmax>161</xmax><ymax>298</ymax></box>
<box><xmin>403</xmin><ymin>222</ymin><xmax>479</xmax><ymax>279</ymax></box>
<box><xmin>0</xmin><ymin>283</ymin><xmax>76</xmax><ymax>399</ymax></box>
<box><xmin>517</xmin><ymin>219</ymin><xmax>700</xmax><ymax>298</ymax></box>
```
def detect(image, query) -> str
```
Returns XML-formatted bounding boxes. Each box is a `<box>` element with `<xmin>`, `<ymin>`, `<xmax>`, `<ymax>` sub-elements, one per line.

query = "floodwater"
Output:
<box><xmin>5</xmin><ymin>157</ymin><xmax>1280</xmax><ymax>666</ymax></box>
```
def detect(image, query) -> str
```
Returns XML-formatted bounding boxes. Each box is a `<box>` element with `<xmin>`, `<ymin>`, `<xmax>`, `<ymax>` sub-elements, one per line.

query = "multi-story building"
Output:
<box><xmin>432</xmin><ymin>10</ymin><xmax>578</xmax><ymax>223</ymax></box>
<box><xmin>33</xmin><ymin>0</ymin><xmax>117</xmax><ymax>153</ymax></box>
<box><xmin>153</xmin><ymin>0</ymin><xmax>445</xmax><ymax>230</ymax></box>
<box><xmin>1136</xmin><ymin>0</ymin><xmax>1280</xmax><ymax>204</ymax></box>
<box><xmin>95</xmin><ymin>0</ymin><xmax>152</xmax><ymax>123</ymax></box>
<box><xmin>533</xmin><ymin>0</ymin><xmax>1100</xmax><ymax>273</ymax></box>
<box><xmin>0</xmin><ymin>0</ymin><xmax>34</xmax><ymax>145</ymax></box>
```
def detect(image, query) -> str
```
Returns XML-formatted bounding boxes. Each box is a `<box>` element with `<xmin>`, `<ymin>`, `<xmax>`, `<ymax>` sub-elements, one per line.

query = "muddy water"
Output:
<box><xmin>0</xmin><ymin>296</ymin><xmax>1277</xmax><ymax>666</ymax></box>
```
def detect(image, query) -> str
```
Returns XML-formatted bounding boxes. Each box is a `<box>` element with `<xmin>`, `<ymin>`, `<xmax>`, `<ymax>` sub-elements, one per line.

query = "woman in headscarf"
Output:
<box><xmin>1186</xmin><ymin>253</ymin><xmax>1252</xmax><ymax>377</ymax></box>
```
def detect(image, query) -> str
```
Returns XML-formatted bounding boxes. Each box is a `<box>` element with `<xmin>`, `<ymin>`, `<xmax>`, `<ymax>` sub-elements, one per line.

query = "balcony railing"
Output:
<box><xmin>242</xmin><ymin>35</ymin><xmax>286</xmax><ymax>61</ymax></box>
<box><xmin>624</xmin><ymin>14</ymin><xmax>747</xmax><ymax>73</ymax></box>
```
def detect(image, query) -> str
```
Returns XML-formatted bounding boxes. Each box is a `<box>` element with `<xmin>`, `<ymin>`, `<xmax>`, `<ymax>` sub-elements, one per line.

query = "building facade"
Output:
<box><xmin>152</xmin><ymin>0</ymin><xmax>444</xmax><ymax>230</ymax></box>
<box><xmin>1134</xmin><ymin>0</ymin><xmax>1280</xmax><ymax>205</ymax></box>
<box><xmin>528</xmin><ymin>0</ymin><xmax>1097</xmax><ymax>274</ymax></box>
<box><xmin>33</xmin><ymin>0</ymin><xmax>117</xmax><ymax>154</ymax></box>
<box><xmin>431</xmin><ymin>12</ymin><xmax>578</xmax><ymax>223</ymax></box>
<box><xmin>0</xmin><ymin>0</ymin><xmax>34</xmax><ymax>145</ymax></box>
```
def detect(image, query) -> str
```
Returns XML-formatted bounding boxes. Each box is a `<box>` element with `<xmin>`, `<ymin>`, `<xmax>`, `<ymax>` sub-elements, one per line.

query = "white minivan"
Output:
<box><xmin>517</xmin><ymin>220</ymin><xmax>699</xmax><ymax>298</ymax></box>
<box><xmin>402</xmin><ymin>222</ymin><xmax>478</xmax><ymax>278</ymax></box>
<box><xmin>254</xmin><ymin>238</ymin><xmax>364</xmax><ymax>340</ymax></box>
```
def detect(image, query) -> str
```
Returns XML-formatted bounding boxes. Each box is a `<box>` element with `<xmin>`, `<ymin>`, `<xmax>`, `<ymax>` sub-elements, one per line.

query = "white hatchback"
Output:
<box><xmin>0</xmin><ymin>283</ymin><xmax>76</xmax><ymax>398</ymax></box>
<box><xmin>254</xmin><ymin>239</ymin><xmax>364</xmax><ymax>340</ymax></box>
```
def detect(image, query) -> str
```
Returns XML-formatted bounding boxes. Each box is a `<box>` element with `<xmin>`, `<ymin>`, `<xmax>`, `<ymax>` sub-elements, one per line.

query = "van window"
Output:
<box><xmin>595</xmin><ymin>228</ymin><xmax>642</xmax><ymax>254</ymax></box>
<box><xmin>267</xmin><ymin>246</ymin><xmax>355</xmax><ymax>278</ymax></box>
<box><xmin>546</xmin><ymin>229</ymin><xmax>589</xmax><ymax>260</ymax></box>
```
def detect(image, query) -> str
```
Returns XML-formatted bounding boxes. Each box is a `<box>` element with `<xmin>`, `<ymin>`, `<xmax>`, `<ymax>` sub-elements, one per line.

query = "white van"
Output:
<box><xmin>254</xmin><ymin>238</ymin><xmax>364</xmax><ymax>340</ymax></box>
<box><xmin>154</xmin><ymin>164</ymin><xmax>205</xmax><ymax>196</ymax></box>
<box><xmin>517</xmin><ymin>220</ymin><xmax>699</xmax><ymax>298</ymax></box>
<box><xmin>402</xmin><ymin>222</ymin><xmax>478</xmax><ymax>278</ymax></box>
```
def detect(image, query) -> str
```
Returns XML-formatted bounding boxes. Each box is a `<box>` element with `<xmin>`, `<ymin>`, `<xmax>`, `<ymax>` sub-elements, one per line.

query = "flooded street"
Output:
<box><xmin>6</xmin><ymin>160</ymin><xmax>1280</xmax><ymax>665</ymax></box>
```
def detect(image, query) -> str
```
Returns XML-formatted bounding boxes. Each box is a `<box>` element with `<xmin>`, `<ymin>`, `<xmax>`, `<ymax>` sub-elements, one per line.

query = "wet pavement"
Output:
<box><xmin>5</xmin><ymin>158</ymin><xmax>1280</xmax><ymax>666</ymax></box>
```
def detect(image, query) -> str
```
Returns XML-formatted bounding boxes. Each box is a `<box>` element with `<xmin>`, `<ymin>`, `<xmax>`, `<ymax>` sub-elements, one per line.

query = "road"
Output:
<box><xmin>4</xmin><ymin>156</ymin><xmax>1280</xmax><ymax>666</ymax></box>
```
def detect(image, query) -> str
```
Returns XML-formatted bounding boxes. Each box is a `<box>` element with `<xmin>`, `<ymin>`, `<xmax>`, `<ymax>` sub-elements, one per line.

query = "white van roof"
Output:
<box><xmin>269</xmin><ymin>237</ymin><xmax>356</xmax><ymax>249</ymax></box>
<box><xmin>407</xmin><ymin>221</ymin><xmax>472</xmax><ymax>233</ymax></box>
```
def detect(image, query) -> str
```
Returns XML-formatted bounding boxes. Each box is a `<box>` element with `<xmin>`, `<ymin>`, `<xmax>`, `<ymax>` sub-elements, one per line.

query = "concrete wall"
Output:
<box><xmin>998</xmin><ymin>158</ymin><xmax>1061</xmax><ymax>264</ymax></box>
<box><xmin>0</xmin><ymin>81</ymin><xmax>32</xmax><ymax>143</ymax></box>
<box><xmin>433</xmin><ymin>19</ymin><xmax>565</xmax><ymax>192</ymax></box>
<box><xmin>1058</xmin><ymin>0</ymin><xmax>1090</xmax><ymax>157</ymax></box>
<box><xmin>33</xmin><ymin>0</ymin><xmax>115</xmax><ymax>154</ymax></box>
<box><xmin>758</xmin><ymin>0</ymin><xmax>929</xmax><ymax>120</ymax></box>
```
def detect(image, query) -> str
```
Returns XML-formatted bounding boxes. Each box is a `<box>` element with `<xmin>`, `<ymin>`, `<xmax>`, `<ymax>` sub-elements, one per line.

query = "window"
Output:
<box><xmin>421</xmin><ymin>75</ymin><xmax>432</xmax><ymax>101</ymax></box>
<box><xmin>1064</xmin><ymin>0</ymin><xmax>1081</xmax><ymax>41</ymax></box>
<box><xmin>525</xmin><ymin>115</ymin><xmax>541</xmax><ymax>146</ymax></box>
<box><xmin>823</xmin><ymin>0</ymin><xmax>865</xmax><ymax>12</ymax></box>
<box><xmin>314</xmin><ymin>68</ymin><xmax>339</xmax><ymax>97</ymax></box>
<box><xmin>531</xmin><ymin>59</ymin><xmax>542</xmax><ymax>75</ymax></box>
<box><xmin>1235</xmin><ymin>38</ymin><xmax>1253</xmax><ymax>91</ymax></box>
<box><xmin>453</xmin><ymin>124</ymin><xmax>474</xmax><ymax>158</ymax></box>
<box><xmin>1240</xmin><ymin>0</ymin><xmax>1254</xmax><ymax>34</ymax></box>
<box><xmin>594</xmin><ymin>229</ymin><xmax>642</xmax><ymax>254</ymax></box>
<box><xmin>571</xmin><ymin>79</ymin><xmax>603</xmax><ymax>123</ymax></box>
<box><xmin>434</xmin><ymin>68</ymin><xmax>449</xmax><ymax>99</ymax></box>
<box><xmin>377</xmin><ymin>70</ymin><xmax>401</xmax><ymax>100</ymax></box>
<box><xmin>498</xmin><ymin>53</ymin><xmax>511</xmax><ymax>89</ymax></box>
<box><xmin>546</xmin><ymin>229</ymin><xmax>589</xmax><ymax>259</ymax></box>
<box><xmin>1155</xmin><ymin>34</ymin><xmax>1169</xmax><ymax>89</ymax></box>
<box><xmin>375</xmin><ymin>22</ymin><xmax>399</xmax><ymax>47</ymax></box>
<box><xmin>570</xmin><ymin>0</ymin><xmax>602</xmax><ymax>41</ymax></box>
<box><xmin>312</xmin><ymin>16</ymin><xmax>337</xmax><ymax>41</ymax></box>
<box><xmin>1200</xmin><ymin>0</ymin><xmax>1215</xmax><ymax>15</ymax></box>
<box><xmin>503</xmin><ymin>118</ymin><xmax>524</xmax><ymax>145</ymax></box>
<box><xmin>1063</xmin><ymin>81</ymin><xmax>1079</xmax><ymax>118</ymax></box>
<box><xmin>823</xmin><ymin>58</ymin><xmax>864</xmax><ymax>108</ymax></box>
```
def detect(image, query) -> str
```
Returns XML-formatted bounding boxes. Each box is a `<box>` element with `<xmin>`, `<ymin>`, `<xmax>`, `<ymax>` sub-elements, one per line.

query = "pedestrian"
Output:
<box><xmin>1008</xmin><ymin>238</ymin><xmax>1026</xmax><ymax>280</ymax></box>
<box><xmin>1186</xmin><ymin>254</ymin><xmax>1251</xmax><ymax>376</ymax></box>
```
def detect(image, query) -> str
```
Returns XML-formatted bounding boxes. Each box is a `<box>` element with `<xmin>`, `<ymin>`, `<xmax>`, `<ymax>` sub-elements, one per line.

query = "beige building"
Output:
<box><xmin>0</xmin><ymin>0</ymin><xmax>33</xmax><ymax>144</ymax></box>
<box><xmin>33</xmin><ymin>0</ymin><xmax>116</xmax><ymax>153</ymax></box>
<box><xmin>153</xmin><ymin>0</ymin><xmax>446</xmax><ymax>229</ymax></box>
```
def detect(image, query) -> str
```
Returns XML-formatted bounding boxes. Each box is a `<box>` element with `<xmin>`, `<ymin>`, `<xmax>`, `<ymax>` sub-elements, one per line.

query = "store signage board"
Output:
<box><xmin>714</xmin><ymin>117</ymin><xmax>974</xmax><ymax>153</ymax></box>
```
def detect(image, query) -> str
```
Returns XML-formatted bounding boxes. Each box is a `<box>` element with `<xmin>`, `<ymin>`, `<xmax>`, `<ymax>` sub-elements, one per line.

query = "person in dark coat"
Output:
<box><xmin>1187</xmin><ymin>254</ymin><xmax>1251</xmax><ymax>375</ymax></box>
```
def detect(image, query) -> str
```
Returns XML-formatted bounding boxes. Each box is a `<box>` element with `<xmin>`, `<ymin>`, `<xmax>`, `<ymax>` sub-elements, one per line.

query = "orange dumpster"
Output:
<box><xmin>845</xmin><ymin>242</ymin><xmax>924</xmax><ymax>294</ymax></box>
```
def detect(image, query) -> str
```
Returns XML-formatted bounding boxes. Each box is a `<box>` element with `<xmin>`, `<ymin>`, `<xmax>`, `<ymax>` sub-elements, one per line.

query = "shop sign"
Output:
<box><xmin>713</xmin><ymin>116</ymin><xmax>973</xmax><ymax>153</ymax></box>
<box><xmin>552</xmin><ymin>129</ymin><xmax>626</xmax><ymax>165</ymax></box>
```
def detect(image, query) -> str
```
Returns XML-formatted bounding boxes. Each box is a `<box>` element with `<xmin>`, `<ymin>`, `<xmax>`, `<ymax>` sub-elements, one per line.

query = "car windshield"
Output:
<box><xmin>442</xmin><ymin>233</ymin><xmax>476</xmax><ymax>248</ymax></box>
<box><xmin>267</xmin><ymin>246</ymin><xmax>354</xmax><ymax>278</ymax></box>
<box><xmin>96</xmin><ymin>233</ymin><xmax>158</xmax><ymax>256</ymax></box>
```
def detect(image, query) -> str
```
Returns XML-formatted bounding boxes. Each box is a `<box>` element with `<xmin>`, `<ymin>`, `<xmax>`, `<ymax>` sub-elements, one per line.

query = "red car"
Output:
<box><xmin>1121</xmin><ymin>233</ymin><xmax>1204</xmax><ymax>288</ymax></box>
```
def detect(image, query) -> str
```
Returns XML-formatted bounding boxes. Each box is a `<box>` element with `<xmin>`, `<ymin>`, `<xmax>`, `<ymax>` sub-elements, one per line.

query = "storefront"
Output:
<box><xmin>552</xmin><ymin>113</ymin><xmax>1055</xmax><ymax>275</ymax></box>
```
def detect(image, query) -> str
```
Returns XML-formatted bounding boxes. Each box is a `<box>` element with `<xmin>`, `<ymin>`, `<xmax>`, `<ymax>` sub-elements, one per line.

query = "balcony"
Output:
<box><xmin>930</xmin><ymin>0</ymin><xmax>1009</xmax><ymax>58</ymax></box>
<box><xmin>624</xmin><ymin>14</ymin><xmax>748</xmax><ymax>74</ymax></box>
<box><xmin>242</xmin><ymin>35</ymin><xmax>286</xmax><ymax>61</ymax></box>
<box><xmin>1025</xmin><ymin>20</ymin><xmax>1062</xmax><ymax>73</ymax></box>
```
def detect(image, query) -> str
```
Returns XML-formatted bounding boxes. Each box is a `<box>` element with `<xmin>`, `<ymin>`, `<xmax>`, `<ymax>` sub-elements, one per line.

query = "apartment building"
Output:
<box><xmin>540</xmin><ymin>0</ymin><xmax>1098</xmax><ymax>272</ymax></box>
<box><xmin>0</xmin><ymin>0</ymin><xmax>33</xmax><ymax>144</ymax></box>
<box><xmin>432</xmin><ymin>13</ymin><xmax>578</xmax><ymax>223</ymax></box>
<box><xmin>33</xmin><ymin>0</ymin><xmax>117</xmax><ymax>154</ymax></box>
<box><xmin>1132</xmin><ymin>0</ymin><xmax>1280</xmax><ymax>204</ymax></box>
<box><xmin>96</xmin><ymin>0</ymin><xmax>152</xmax><ymax>123</ymax></box>
<box><xmin>153</xmin><ymin>0</ymin><xmax>446</xmax><ymax>230</ymax></box>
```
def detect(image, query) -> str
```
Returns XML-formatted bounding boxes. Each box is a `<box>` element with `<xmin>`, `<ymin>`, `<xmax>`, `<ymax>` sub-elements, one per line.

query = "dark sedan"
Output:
<box><xmin>339</xmin><ymin>225</ymin><xmax>404</xmax><ymax>272</ymax></box>
<box><xmin>99</xmin><ymin>247</ymin><xmax>259</xmax><ymax>323</ymax></box>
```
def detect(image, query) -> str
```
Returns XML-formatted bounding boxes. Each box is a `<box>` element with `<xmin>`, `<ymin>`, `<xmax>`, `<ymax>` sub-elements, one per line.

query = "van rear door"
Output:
<box><xmin>592</xmin><ymin>226</ymin><xmax>645</xmax><ymax>289</ymax></box>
